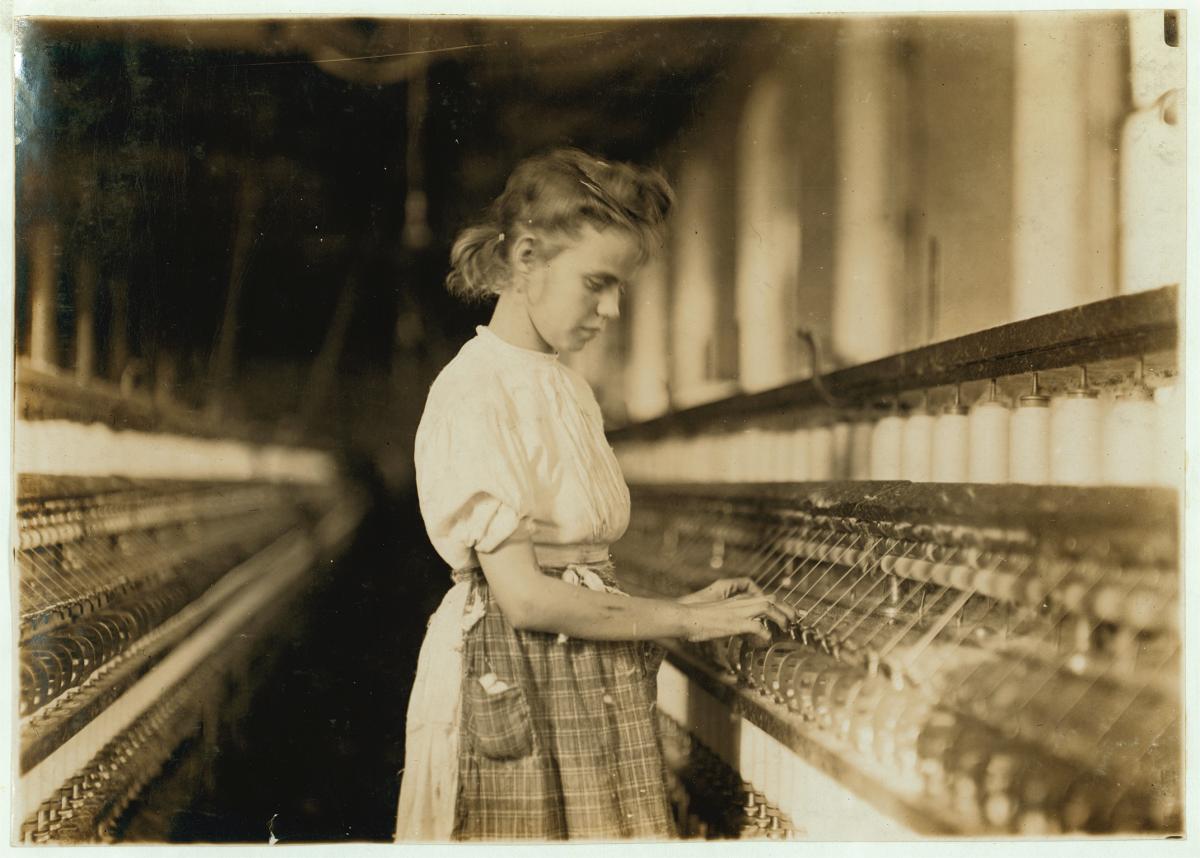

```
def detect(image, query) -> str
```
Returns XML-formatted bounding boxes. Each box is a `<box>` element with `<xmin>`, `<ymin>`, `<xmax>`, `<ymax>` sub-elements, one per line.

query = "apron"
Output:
<box><xmin>394</xmin><ymin>544</ymin><xmax>672</xmax><ymax>841</ymax></box>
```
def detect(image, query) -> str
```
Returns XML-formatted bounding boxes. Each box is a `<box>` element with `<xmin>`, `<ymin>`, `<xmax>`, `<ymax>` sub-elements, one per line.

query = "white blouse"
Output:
<box><xmin>413</xmin><ymin>325</ymin><xmax>631</xmax><ymax>571</ymax></box>
<box><xmin>397</xmin><ymin>325</ymin><xmax>633</xmax><ymax>841</ymax></box>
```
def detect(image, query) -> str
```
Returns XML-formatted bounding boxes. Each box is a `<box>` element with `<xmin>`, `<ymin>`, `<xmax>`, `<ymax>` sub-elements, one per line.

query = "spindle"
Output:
<box><xmin>901</xmin><ymin>392</ymin><xmax>934</xmax><ymax>482</ymax></box>
<box><xmin>968</xmin><ymin>380</ymin><xmax>1011</xmax><ymax>484</ymax></box>
<box><xmin>932</xmin><ymin>386</ymin><xmax>969</xmax><ymax>482</ymax></box>
<box><xmin>1051</xmin><ymin>367</ymin><xmax>1103</xmax><ymax>485</ymax></box>
<box><xmin>1010</xmin><ymin>373</ymin><xmax>1051</xmax><ymax>484</ymax></box>
<box><xmin>1102</xmin><ymin>358</ymin><xmax>1156</xmax><ymax>486</ymax></box>
<box><xmin>869</xmin><ymin>402</ymin><xmax>904</xmax><ymax>480</ymax></box>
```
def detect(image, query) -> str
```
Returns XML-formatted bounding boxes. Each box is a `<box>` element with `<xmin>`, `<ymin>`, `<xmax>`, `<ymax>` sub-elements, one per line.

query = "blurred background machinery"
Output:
<box><xmin>611</xmin><ymin>287</ymin><xmax>1181</xmax><ymax>836</ymax></box>
<box><xmin>10</xmin><ymin>11</ymin><xmax>1186</xmax><ymax>842</ymax></box>
<box><xmin>14</xmin><ymin>366</ymin><xmax>370</xmax><ymax>842</ymax></box>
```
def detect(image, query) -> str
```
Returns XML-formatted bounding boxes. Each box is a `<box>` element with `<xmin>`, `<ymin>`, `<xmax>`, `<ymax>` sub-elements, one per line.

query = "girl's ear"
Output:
<box><xmin>512</xmin><ymin>234</ymin><xmax>539</xmax><ymax>278</ymax></box>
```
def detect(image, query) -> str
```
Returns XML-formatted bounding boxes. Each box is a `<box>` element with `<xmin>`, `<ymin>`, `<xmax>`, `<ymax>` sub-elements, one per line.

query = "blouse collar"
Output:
<box><xmin>475</xmin><ymin>325</ymin><xmax>560</xmax><ymax>363</ymax></box>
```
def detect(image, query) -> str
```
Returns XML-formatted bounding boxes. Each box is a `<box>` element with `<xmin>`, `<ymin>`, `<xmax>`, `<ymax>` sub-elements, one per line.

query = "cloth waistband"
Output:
<box><xmin>532</xmin><ymin>542</ymin><xmax>611</xmax><ymax>567</ymax></box>
<box><xmin>452</xmin><ymin>543</ymin><xmax>611</xmax><ymax>579</ymax></box>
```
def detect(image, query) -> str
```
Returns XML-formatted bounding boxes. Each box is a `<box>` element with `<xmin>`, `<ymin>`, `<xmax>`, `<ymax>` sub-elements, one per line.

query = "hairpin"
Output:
<box><xmin>576</xmin><ymin>171</ymin><xmax>639</xmax><ymax>225</ymax></box>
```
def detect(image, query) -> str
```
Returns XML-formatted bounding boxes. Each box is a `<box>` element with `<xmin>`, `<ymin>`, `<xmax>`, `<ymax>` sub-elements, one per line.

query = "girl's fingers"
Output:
<box><xmin>763</xmin><ymin>604</ymin><xmax>793</xmax><ymax>630</ymax></box>
<box><xmin>772</xmin><ymin>599</ymin><xmax>798</xmax><ymax>624</ymax></box>
<box><xmin>744</xmin><ymin>619</ymin><xmax>773</xmax><ymax>644</ymax></box>
<box><xmin>729</xmin><ymin>598</ymin><xmax>795</xmax><ymax>634</ymax></box>
<box><xmin>757</xmin><ymin>597</ymin><xmax>796</xmax><ymax>625</ymax></box>
<box><xmin>728</xmin><ymin>577</ymin><xmax>761</xmax><ymax>596</ymax></box>
<box><xmin>732</xmin><ymin>595</ymin><xmax>795</xmax><ymax>625</ymax></box>
<box><xmin>692</xmin><ymin>596</ymin><xmax>797</xmax><ymax>641</ymax></box>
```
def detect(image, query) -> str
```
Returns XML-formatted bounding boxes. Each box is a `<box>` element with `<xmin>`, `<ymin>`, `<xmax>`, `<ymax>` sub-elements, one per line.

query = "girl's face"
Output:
<box><xmin>521</xmin><ymin>225</ymin><xmax>641</xmax><ymax>354</ymax></box>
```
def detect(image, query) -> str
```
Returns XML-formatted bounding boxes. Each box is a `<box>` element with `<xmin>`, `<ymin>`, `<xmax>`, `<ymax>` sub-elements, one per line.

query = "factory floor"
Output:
<box><xmin>121</xmin><ymin>476</ymin><xmax>450</xmax><ymax>843</ymax></box>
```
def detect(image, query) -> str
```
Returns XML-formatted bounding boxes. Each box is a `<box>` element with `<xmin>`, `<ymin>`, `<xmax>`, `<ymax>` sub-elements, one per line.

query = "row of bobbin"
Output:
<box><xmin>867</xmin><ymin>363</ymin><xmax>1176</xmax><ymax>486</ymax></box>
<box><xmin>616</xmin><ymin>364</ymin><xmax>1180</xmax><ymax>488</ymax></box>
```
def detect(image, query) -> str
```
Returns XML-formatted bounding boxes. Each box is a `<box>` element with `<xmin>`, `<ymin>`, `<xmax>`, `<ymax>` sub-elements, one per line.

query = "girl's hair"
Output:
<box><xmin>446</xmin><ymin>148</ymin><xmax>674</xmax><ymax>302</ymax></box>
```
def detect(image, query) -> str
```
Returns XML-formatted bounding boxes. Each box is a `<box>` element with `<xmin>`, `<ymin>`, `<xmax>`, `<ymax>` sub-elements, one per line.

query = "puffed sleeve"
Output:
<box><xmin>413</xmin><ymin>396</ymin><xmax>534</xmax><ymax>570</ymax></box>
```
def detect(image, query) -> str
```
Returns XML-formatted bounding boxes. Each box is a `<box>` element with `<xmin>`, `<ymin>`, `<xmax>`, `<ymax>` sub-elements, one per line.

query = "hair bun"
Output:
<box><xmin>445</xmin><ymin>148</ymin><xmax>675</xmax><ymax>302</ymax></box>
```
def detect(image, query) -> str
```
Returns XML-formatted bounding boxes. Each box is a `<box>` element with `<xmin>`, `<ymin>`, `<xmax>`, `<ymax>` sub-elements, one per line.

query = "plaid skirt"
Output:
<box><xmin>453</xmin><ymin>562</ymin><xmax>674</xmax><ymax>840</ymax></box>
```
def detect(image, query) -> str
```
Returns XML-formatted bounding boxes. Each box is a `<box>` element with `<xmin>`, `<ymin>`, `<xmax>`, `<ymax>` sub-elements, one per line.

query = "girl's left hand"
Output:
<box><xmin>677</xmin><ymin>577</ymin><xmax>763</xmax><ymax>605</ymax></box>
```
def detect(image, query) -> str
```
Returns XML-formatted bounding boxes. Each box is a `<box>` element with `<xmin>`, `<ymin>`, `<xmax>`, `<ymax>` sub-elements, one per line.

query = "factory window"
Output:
<box><xmin>669</xmin><ymin>150</ymin><xmax>740</xmax><ymax>408</ymax></box>
<box><xmin>734</xmin><ymin>72</ymin><xmax>804</xmax><ymax>393</ymax></box>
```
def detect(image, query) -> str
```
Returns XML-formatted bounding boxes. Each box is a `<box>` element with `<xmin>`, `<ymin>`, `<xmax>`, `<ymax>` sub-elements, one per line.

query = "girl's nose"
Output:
<box><xmin>597</xmin><ymin>287</ymin><xmax>621</xmax><ymax>320</ymax></box>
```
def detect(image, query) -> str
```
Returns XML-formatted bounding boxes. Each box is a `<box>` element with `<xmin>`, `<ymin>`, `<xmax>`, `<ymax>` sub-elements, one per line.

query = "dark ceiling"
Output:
<box><xmin>13</xmin><ymin>16</ymin><xmax>769</xmax><ymax>424</ymax></box>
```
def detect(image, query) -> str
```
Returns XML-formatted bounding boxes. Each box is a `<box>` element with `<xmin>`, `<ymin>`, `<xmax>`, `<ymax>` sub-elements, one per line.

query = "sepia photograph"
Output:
<box><xmin>4</xmin><ymin>4</ymin><xmax>1192</xmax><ymax>848</ymax></box>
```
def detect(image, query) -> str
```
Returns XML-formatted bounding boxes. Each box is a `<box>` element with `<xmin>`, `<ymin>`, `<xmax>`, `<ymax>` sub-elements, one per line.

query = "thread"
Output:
<box><xmin>679</xmin><ymin>436</ymin><xmax>696</xmax><ymax>482</ymax></box>
<box><xmin>1010</xmin><ymin>374</ymin><xmax>1051</xmax><ymax>484</ymax></box>
<box><xmin>1102</xmin><ymin>390</ymin><xmax>1156</xmax><ymax>485</ymax></box>
<box><xmin>1102</xmin><ymin>359</ymin><xmax>1156</xmax><ymax>487</ymax></box>
<box><xmin>932</xmin><ymin>389</ymin><xmax>970</xmax><ymax>482</ymax></box>
<box><xmin>1050</xmin><ymin>368</ymin><xmax>1103</xmax><ymax>486</ymax></box>
<box><xmin>807</xmin><ymin>425</ymin><xmax>833</xmax><ymax>481</ymax></box>
<box><xmin>707</xmin><ymin>435</ymin><xmax>724</xmax><ymax>483</ymax></box>
<box><xmin>901</xmin><ymin>395</ymin><xmax>934</xmax><ymax>482</ymax></box>
<box><xmin>870</xmin><ymin>407</ymin><xmax>904</xmax><ymax>480</ymax></box>
<box><xmin>969</xmin><ymin>380</ymin><xmax>1011</xmax><ymax>484</ymax></box>
<box><xmin>738</xmin><ymin>428</ymin><xmax>767</xmax><ymax>482</ymax></box>
<box><xmin>719</xmin><ymin>432</ymin><xmax>740</xmax><ymax>482</ymax></box>
<box><xmin>681</xmin><ymin>436</ymin><xmax>700</xmax><ymax>482</ymax></box>
<box><xmin>788</xmin><ymin>427</ymin><xmax>811</xmax><ymax>482</ymax></box>
<box><xmin>1154</xmin><ymin>384</ymin><xmax>1183</xmax><ymax>488</ymax></box>
<box><xmin>849</xmin><ymin>419</ymin><xmax>875</xmax><ymax>480</ymax></box>
<box><xmin>767</xmin><ymin>429</ymin><xmax>791</xmax><ymax>483</ymax></box>
<box><xmin>831</xmin><ymin>421</ymin><xmax>853</xmax><ymax>480</ymax></box>
<box><xmin>755</xmin><ymin>428</ymin><xmax>776</xmax><ymax>483</ymax></box>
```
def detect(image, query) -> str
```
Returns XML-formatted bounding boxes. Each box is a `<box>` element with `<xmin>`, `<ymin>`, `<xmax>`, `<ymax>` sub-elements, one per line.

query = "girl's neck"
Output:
<box><xmin>488</xmin><ymin>291</ymin><xmax>555</xmax><ymax>354</ymax></box>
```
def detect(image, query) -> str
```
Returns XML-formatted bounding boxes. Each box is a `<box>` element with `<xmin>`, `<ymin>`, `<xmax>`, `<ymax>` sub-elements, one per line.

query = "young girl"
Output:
<box><xmin>394</xmin><ymin>149</ymin><xmax>794</xmax><ymax>841</ymax></box>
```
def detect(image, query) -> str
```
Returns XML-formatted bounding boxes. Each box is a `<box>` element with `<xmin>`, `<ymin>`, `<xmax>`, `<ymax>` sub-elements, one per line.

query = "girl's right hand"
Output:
<box><xmin>680</xmin><ymin>594</ymin><xmax>796</xmax><ymax>644</ymax></box>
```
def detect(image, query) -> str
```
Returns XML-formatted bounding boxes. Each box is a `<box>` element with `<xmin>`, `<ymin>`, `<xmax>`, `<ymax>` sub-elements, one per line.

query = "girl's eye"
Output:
<box><xmin>586</xmin><ymin>278</ymin><xmax>625</xmax><ymax>296</ymax></box>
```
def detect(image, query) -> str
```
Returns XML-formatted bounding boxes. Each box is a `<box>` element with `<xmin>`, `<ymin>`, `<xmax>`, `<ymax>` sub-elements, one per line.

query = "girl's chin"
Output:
<box><xmin>561</xmin><ymin>333</ymin><xmax>592</xmax><ymax>353</ymax></box>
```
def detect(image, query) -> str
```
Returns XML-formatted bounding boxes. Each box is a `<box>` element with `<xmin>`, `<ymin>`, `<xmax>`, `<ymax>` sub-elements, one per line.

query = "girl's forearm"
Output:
<box><xmin>478</xmin><ymin>541</ymin><xmax>790</xmax><ymax>643</ymax></box>
<box><xmin>504</xmin><ymin>577</ymin><xmax>694</xmax><ymax>641</ymax></box>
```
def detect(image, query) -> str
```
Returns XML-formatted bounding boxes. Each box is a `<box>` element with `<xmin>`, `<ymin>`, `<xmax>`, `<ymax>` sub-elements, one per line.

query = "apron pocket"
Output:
<box><xmin>464</xmin><ymin>678</ymin><xmax>535</xmax><ymax>761</ymax></box>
